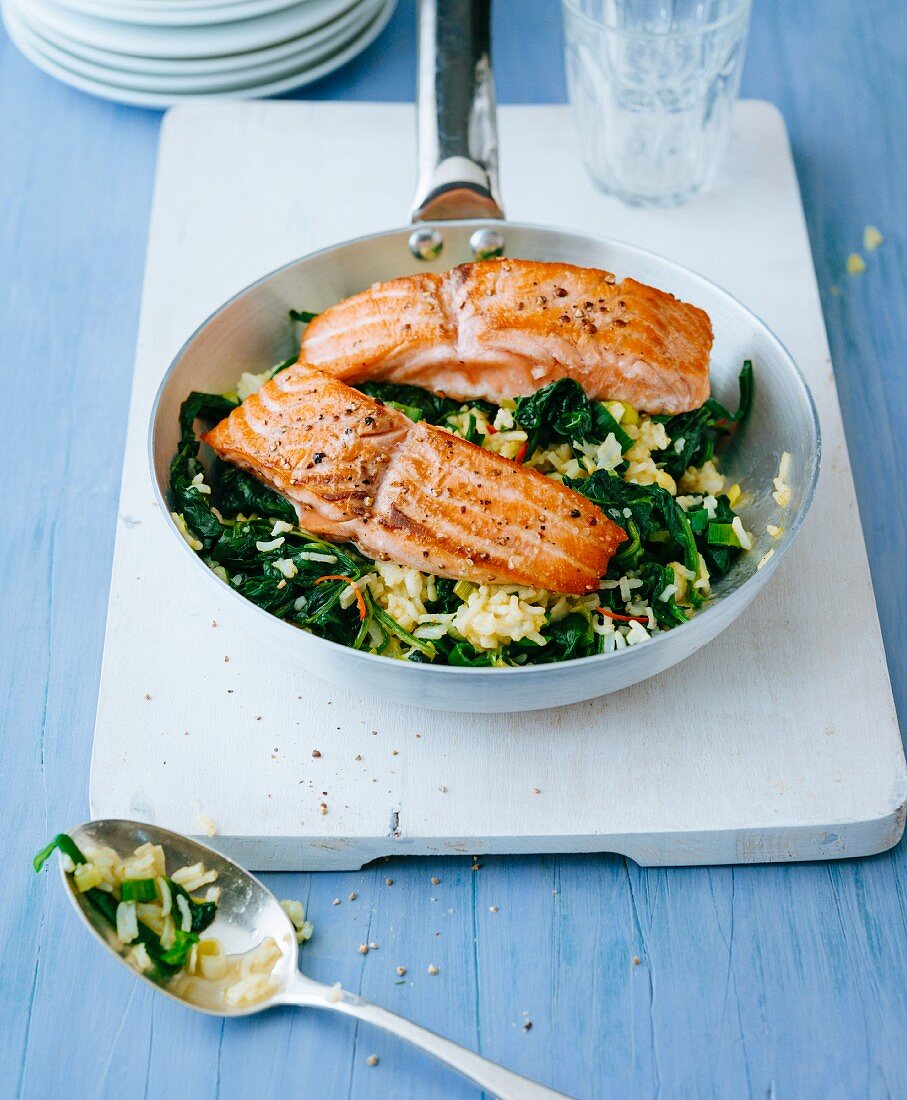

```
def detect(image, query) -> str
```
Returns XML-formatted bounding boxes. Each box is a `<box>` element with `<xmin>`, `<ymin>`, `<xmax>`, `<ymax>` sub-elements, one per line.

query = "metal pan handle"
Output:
<box><xmin>411</xmin><ymin>0</ymin><xmax>505</xmax><ymax>222</ymax></box>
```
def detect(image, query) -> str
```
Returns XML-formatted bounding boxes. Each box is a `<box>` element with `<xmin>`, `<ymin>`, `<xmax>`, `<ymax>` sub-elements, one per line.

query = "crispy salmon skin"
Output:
<box><xmin>202</xmin><ymin>363</ymin><xmax>624</xmax><ymax>594</ymax></box>
<box><xmin>300</xmin><ymin>259</ymin><xmax>713</xmax><ymax>414</ymax></box>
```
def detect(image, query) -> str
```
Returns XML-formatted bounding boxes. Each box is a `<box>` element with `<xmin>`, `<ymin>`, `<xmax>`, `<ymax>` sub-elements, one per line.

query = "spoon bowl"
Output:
<box><xmin>56</xmin><ymin>819</ymin><xmax>570</xmax><ymax>1098</ymax></box>
<box><xmin>63</xmin><ymin>818</ymin><xmax>302</xmax><ymax>1016</ymax></box>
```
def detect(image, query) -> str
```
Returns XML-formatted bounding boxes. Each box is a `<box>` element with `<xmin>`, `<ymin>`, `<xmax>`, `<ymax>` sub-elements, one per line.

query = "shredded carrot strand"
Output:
<box><xmin>514</xmin><ymin>441</ymin><xmax>528</xmax><ymax>464</ymax></box>
<box><xmin>596</xmin><ymin>606</ymin><xmax>649</xmax><ymax>624</ymax></box>
<box><xmin>315</xmin><ymin>575</ymin><xmax>367</xmax><ymax>621</ymax></box>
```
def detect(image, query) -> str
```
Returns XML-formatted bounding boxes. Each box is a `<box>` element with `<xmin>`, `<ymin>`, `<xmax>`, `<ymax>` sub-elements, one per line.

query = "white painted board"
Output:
<box><xmin>90</xmin><ymin>101</ymin><xmax>906</xmax><ymax>869</ymax></box>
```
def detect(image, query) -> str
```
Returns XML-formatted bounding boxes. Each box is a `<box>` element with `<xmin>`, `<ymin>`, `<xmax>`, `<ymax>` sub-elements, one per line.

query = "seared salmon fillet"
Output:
<box><xmin>202</xmin><ymin>363</ymin><xmax>624</xmax><ymax>594</ymax></box>
<box><xmin>300</xmin><ymin>259</ymin><xmax>713</xmax><ymax>414</ymax></box>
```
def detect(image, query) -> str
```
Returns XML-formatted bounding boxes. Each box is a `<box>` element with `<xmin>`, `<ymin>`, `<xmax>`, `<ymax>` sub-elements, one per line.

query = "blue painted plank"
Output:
<box><xmin>2</xmin><ymin>1</ymin><xmax>907</xmax><ymax>1098</ymax></box>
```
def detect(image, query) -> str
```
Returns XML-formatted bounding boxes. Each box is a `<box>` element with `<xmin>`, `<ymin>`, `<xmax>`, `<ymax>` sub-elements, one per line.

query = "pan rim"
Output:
<box><xmin>148</xmin><ymin>218</ymin><xmax>821</xmax><ymax>679</ymax></box>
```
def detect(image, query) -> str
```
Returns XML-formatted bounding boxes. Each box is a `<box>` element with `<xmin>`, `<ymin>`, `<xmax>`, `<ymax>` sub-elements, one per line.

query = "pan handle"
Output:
<box><xmin>411</xmin><ymin>0</ymin><xmax>505</xmax><ymax>222</ymax></box>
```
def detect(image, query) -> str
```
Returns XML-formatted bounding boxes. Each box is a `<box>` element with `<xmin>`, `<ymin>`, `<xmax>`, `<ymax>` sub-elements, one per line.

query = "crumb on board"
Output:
<box><xmin>438</xmin><ymin>785</ymin><xmax>447</xmax><ymax>793</ymax></box>
<box><xmin>358</xmin><ymin>943</ymin><xmax>369</xmax><ymax>955</ymax></box>
<box><xmin>386</xmin><ymin>878</ymin><xmax>394</xmax><ymax>886</ymax></box>
<box><xmin>312</xmin><ymin>749</ymin><xmax>321</xmax><ymax>758</ymax></box>
<box><xmin>326</xmin><ymin>982</ymin><xmax>342</xmax><ymax>1003</ymax></box>
<box><xmin>366</xmin><ymin>1055</ymin><xmax>379</xmax><ymax>1067</ymax></box>
<box><xmin>489</xmin><ymin>905</ymin><xmax>499</xmax><ymax>913</ymax></box>
<box><xmin>320</xmin><ymin>803</ymin><xmax>328</xmax><ymax>815</ymax></box>
<box><xmin>195</xmin><ymin>814</ymin><xmax>217</xmax><ymax>837</ymax></box>
<box><xmin>368</xmin><ymin>942</ymin><xmax>379</xmax><ymax>950</ymax></box>
<box><xmin>863</xmin><ymin>225</ymin><xmax>884</xmax><ymax>251</ymax></box>
<box><xmin>332</xmin><ymin>898</ymin><xmax>341</xmax><ymax>906</ymax></box>
<box><xmin>143</xmin><ymin>693</ymin><xmax>151</xmax><ymax>701</ymax></box>
<box><xmin>632</xmin><ymin>956</ymin><xmax>641</xmax><ymax>966</ymax></box>
<box><xmin>348</xmin><ymin>891</ymin><xmax>357</xmax><ymax>901</ymax></box>
<box><xmin>427</xmin><ymin>964</ymin><xmax>439</xmax><ymax>975</ymax></box>
<box><xmin>532</xmin><ymin>787</ymin><xmax>541</xmax><ymax>794</ymax></box>
<box><xmin>523</xmin><ymin>1021</ymin><xmax>533</xmax><ymax>1032</ymax></box>
<box><xmin>846</xmin><ymin>252</ymin><xmax>866</xmax><ymax>276</ymax></box>
<box><xmin>396</xmin><ymin>966</ymin><xmax>407</xmax><ymax>976</ymax></box>
<box><xmin>431</xmin><ymin>877</ymin><xmax>440</xmax><ymax>885</ymax></box>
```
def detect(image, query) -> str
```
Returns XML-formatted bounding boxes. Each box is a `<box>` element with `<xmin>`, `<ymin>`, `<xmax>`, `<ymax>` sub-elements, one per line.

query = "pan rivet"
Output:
<box><xmin>469</xmin><ymin>228</ymin><xmax>505</xmax><ymax>261</ymax></box>
<box><xmin>408</xmin><ymin>227</ymin><xmax>444</xmax><ymax>261</ymax></box>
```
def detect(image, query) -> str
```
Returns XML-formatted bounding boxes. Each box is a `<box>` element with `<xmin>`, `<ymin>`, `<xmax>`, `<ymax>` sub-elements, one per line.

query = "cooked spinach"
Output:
<box><xmin>215</xmin><ymin>461</ymin><xmax>296</xmax><ymax>524</ymax></box>
<box><xmin>654</xmin><ymin>361</ymin><xmax>754</xmax><ymax>477</ymax></box>
<box><xmin>514</xmin><ymin>378</ymin><xmax>633</xmax><ymax>454</ymax></box>
<box><xmin>357</xmin><ymin>381</ymin><xmax>479</xmax><ymax>426</ymax></box>
<box><xmin>169</xmin><ymin>359</ymin><xmax>754</xmax><ymax>668</ymax></box>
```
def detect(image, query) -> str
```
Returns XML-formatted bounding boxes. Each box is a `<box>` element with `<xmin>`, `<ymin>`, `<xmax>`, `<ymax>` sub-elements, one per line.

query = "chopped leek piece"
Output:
<box><xmin>386</xmin><ymin>400</ymin><xmax>425</xmax><ymax>422</ymax></box>
<box><xmin>120</xmin><ymin>878</ymin><xmax>160</xmax><ymax>903</ymax></box>
<box><xmin>707</xmin><ymin>522</ymin><xmax>742</xmax><ymax>548</ymax></box>
<box><xmin>453</xmin><ymin>579</ymin><xmax>477</xmax><ymax>601</ymax></box>
<box><xmin>688</xmin><ymin>509</ymin><xmax>710</xmax><ymax>533</ymax></box>
<box><xmin>33</xmin><ymin>833</ymin><xmax>86</xmax><ymax>872</ymax></box>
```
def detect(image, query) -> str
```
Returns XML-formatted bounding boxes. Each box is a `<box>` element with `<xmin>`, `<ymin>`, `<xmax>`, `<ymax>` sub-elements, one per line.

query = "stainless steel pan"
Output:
<box><xmin>150</xmin><ymin>0</ymin><xmax>820</xmax><ymax>712</ymax></box>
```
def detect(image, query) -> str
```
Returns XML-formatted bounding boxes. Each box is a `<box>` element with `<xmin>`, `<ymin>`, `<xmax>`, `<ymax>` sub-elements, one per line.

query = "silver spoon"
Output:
<box><xmin>54</xmin><ymin>820</ymin><xmax>571</xmax><ymax>1100</ymax></box>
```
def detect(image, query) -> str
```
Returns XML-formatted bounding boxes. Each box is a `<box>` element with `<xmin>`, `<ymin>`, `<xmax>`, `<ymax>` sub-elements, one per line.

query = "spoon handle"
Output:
<box><xmin>277</xmin><ymin>975</ymin><xmax>572</xmax><ymax>1099</ymax></box>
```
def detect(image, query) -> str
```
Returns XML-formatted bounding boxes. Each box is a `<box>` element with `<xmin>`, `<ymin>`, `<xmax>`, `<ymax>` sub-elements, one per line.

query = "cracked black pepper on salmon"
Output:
<box><xmin>202</xmin><ymin>363</ymin><xmax>625</xmax><ymax>594</ymax></box>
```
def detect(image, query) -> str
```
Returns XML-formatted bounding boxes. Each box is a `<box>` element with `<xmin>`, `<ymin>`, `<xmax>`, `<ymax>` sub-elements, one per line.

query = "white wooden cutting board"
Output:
<box><xmin>90</xmin><ymin>101</ymin><xmax>906</xmax><ymax>870</ymax></box>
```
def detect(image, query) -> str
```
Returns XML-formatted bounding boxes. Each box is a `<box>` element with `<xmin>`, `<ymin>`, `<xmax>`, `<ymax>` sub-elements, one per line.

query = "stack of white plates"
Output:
<box><xmin>2</xmin><ymin>0</ymin><xmax>397</xmax><ymax>107</ymax></box>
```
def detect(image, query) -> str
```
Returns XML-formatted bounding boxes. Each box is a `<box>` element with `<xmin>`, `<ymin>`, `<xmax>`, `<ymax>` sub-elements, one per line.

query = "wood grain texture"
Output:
<box><xmin>2</xmin><ymin>2</ymin><xmax>906</xmax><ymax>1098</ymax></box>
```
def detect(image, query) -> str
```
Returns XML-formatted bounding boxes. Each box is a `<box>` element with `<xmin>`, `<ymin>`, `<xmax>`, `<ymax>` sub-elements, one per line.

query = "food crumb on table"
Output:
<box><xmin>846</xmin><ymin>252</ymin><xmax>866</xmax><ymax>275</ymax></box>
<box><xmin>396</xmin><ymin>966</ymin><xmax>406</xmax><ymax>976</ymax></box>
<box><xmin>366</xmin><ymin>1055</ymin><xmax>379</xmax><ymax>1067</ymax></box>
<box><xmin>195</xmin><ymin>814</ymin><xmax>218</xmax><ymax>837</ymax></box>
<box><xmin>348</xmin><ymin>891</ymin><xmax>357</xmax><ymax>901</ymax></box>
<box><xmin>863</xmin><ymin>224</ymin><xmax>884</xmax><ymax>251</ymax></box>
<box><xmin>358</xmin><ymin>943</ymin><xmax>369</xmax><ymax>955</ymax></box>
<box><xmin>427</xmin><ymin>964</ymin><xmax>439</xmax><ymax>975</ymax></box>
<box><xmin>431</xmin><ymin>877</ymin><xmax>440</xmax><ymax>885</ymax></box>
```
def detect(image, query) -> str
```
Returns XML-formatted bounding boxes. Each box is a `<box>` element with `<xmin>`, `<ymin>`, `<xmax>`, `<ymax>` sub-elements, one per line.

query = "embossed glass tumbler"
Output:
<box><xmin>562</xmin><ymin>0</ymin><xmax>752</xmax><ymax>206</ymax></box>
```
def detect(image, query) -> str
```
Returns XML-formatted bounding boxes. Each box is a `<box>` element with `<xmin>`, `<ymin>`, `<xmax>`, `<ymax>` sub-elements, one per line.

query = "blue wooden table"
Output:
<box><xmin>3</xmin><ymin>2</ymin><xmax>906</xmax><ymax>1097</ymax></box>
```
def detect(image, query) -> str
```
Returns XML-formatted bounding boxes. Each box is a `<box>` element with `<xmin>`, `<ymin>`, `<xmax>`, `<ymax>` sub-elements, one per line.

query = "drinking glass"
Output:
<box><xmin>562</xmin><ymin>0</ymin><xmax>752</xmax><ymax>206</ymax></box>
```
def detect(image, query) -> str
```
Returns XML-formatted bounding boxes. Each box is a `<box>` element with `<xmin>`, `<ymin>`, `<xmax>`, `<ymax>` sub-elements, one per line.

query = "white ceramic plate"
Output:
<box><xmin>9</xmin><ymin>0</ymin><xmax>359</xmax><ymax>56</ymax></box>
<box><xmin>3</xmin><ymin>0</ymin><xmax>396</xmax><ymax>106</ymax></box>
<box><xmin>53</xmin><ymin>0</ymin><xmax>335</xmax><ymax>30</ymax></box>
<box><xmin>15</xmin><ymin>0</ymin><xmax>383</xmax><ymax>82</ymax></box>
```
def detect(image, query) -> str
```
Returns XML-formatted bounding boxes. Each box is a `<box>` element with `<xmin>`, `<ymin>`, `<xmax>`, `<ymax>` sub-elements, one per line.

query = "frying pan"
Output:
<box><xmin>150</xmin><ymin>0</ymin><xmax>820</xmax><ymax>713</ymax></box>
